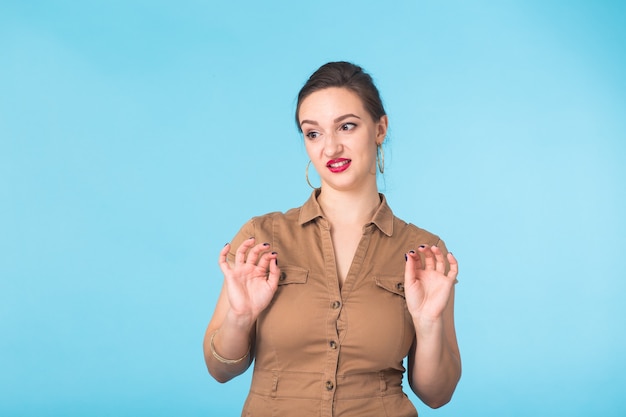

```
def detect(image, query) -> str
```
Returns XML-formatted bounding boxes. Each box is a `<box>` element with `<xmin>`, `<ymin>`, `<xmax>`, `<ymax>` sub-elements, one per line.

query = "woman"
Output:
<box><xmin>204</xmin><ymin>62</ymin><xmax>461</xmax><ymax>417</ymax></box>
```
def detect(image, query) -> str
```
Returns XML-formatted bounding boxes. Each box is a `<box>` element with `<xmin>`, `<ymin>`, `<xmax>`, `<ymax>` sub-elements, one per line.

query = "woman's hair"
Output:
<box><xmin>295</xmin><ymin>61</ymin><xmax>386</xmax><ymax>131</ymax></box>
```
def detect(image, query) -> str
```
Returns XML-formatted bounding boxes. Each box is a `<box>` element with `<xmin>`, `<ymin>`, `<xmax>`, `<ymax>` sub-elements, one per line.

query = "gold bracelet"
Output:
<box><xmin>210</xmin><ymin>330</ymin><xmax>250</xmax><ymax>365</ymax></box>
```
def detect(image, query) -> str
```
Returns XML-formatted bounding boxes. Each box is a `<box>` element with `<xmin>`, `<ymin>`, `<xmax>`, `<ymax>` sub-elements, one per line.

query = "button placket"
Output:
<box><xmin>325</xmin><ymin>298</ymin><xmax>341</xmax><ymax>401</ymax></box>
<box><xmin>319</xmin><ymin>218</ymin><xmax>341</xmax><ymax>416</ymax></box>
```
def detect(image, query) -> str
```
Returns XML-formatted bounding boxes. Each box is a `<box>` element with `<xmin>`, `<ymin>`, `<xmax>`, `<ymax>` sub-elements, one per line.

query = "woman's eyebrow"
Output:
<box><xmin>334</xmin><ymin>113</ymin><xmax>361</xmax><ymax>123</ymax></box>
<box><xmin>300</xmin><ymin>119</ymin><xmax>318</xmax><ymax>127</ymax></box>
<box><xmin>300</xmin><ymin>113</ymin><xmax>361</xmax><ymax>128</ymax></box>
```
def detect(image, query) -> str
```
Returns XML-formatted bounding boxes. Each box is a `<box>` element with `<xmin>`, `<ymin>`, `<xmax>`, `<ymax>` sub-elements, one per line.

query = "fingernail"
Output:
<box><xmin>419</xmin><ymin>245</ymin><xmax>426</xmax><ymax>248</ymax></box>
<box><xmin>404</xmin><ymin>253</ymin><xmax>408</xmax><ymax>261</ymax></box>
<box><xmin>263</xmin><ymin>242</ymin><xmax>270</xmax><ymax>246</ymax></box>
<box><xmin>248</xmin><ymin>236</ymin><xmax>254</xmax><ymax>240</ymax></box>
<box><xmin>409</xmin><ymin>250</ymin><xmax>415</xmax><ymax>254</ymax></box>
<box><xmin>271</xmin><ymin>251</ymin><xmax>277</xmax><ymax>255</ymax></box>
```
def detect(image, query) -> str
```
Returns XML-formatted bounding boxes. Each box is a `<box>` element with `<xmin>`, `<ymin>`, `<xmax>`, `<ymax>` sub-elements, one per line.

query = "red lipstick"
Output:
<box><xmin>326</xmin><ymin>158</ymin><xmax>351</xmax><ymax>173</ymax></box>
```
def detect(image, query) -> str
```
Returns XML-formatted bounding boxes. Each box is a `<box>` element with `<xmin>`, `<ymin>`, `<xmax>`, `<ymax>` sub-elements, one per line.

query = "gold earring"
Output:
<box><xmin>305</xmin><ymin>160</ymin><xmax>318</xmax><ymax>189</ymax></box>
<box><xmin>377</xmin><ymin>144</ymin><xmax>385</xmax><ymax>174</ymax></box>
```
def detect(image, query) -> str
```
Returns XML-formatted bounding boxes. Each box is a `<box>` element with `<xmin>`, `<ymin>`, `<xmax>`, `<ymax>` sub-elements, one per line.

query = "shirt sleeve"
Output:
<box><xmin>226</xmin><ymin>218</ymin><xmax>257</xmax><ymax>265</ymax></box>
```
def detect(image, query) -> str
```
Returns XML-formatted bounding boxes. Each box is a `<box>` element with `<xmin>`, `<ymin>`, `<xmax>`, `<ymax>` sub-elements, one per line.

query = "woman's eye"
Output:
<box><xmin>340</xmin><ymin>123</ymin><xmax>356</xmax><ymax>131</ymax></box>
<box><xmin>306</xmin><ymin>131</ymin><xmax>320</xmax><ymax>139</ymax></box>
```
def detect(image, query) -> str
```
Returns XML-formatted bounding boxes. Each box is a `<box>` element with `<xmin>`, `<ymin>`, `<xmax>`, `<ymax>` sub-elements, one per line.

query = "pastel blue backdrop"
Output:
<box><xmin>1</xmin><ymin>1</ymin><xmax>624</xmax><ymax>416</ymax></box>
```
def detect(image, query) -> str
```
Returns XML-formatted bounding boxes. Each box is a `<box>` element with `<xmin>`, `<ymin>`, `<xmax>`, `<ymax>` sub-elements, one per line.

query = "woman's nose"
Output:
<box><xmin>323</xmin><ymin>134</ymin><xmax>342</xmax><ymax>157</ymax></box>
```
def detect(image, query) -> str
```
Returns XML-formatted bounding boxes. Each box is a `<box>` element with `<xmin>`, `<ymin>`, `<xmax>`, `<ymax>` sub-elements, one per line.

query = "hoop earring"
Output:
<box><xmin>305</xmin><ymin>160</ymin><xmax>318</xmax><ymax>189</ymax></box>
<box><xmin>377</xmin><ymin>144</ymin><xmax>385</xmax><ymax>174</ymax></box>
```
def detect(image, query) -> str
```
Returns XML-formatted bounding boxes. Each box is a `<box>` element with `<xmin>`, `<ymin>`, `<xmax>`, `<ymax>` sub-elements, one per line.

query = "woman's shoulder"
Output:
<box><xmin>392</xmin><ymin>214</ymin><xmax>444</xmax><ymax>248</ymax></box>
<box><xmin>378</xmin><ymin>194</ymin><xmax>443</xmax><ymax>246</ymax></box>
<box><xmin>227</xmin><ymin>205</ymin><xmax>305</xmax><ymax>258</ymax></box>
<box><xmin>245</xmin><ymin>204</ymin><xmax>305</xmax><ymax>229</ymax></box>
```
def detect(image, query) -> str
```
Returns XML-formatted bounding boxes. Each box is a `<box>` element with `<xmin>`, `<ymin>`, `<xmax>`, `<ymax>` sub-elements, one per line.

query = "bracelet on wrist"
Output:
<box><xmin>210</xmin><ymin>330</ymin><xmax>250</xmax><ymax>365</ymax></box>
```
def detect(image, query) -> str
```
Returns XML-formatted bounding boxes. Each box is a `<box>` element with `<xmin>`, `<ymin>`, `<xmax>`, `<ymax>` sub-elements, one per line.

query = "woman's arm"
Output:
<box><xmin>404</xmin><ymin>245</ymin><xmax>461</xmax><ymax>408</ymax></box>
<box><xmin>203</xmin><ymin>238</ymin><xmax>280</xmax><ymax>382</ymax></box>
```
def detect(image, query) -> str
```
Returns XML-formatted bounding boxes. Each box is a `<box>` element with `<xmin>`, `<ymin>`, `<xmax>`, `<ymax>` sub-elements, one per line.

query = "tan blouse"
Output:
<box><xmin>227</xmin><ymin>190</ymin><xmax>447</xmax><ymax>417</ymax></box>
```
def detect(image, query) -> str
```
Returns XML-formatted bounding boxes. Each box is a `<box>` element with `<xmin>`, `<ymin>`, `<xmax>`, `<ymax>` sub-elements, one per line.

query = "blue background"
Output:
<box><xmin>1</xmin><ymin>1</ymin><xmax>625</xmax><ymax>416</ymax></box>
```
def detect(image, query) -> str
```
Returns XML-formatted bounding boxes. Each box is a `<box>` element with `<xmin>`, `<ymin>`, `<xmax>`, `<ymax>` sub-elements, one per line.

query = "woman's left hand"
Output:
<box><xmin>404</xmin><ymin>246</ymin><xmax>458</xmax><ymax>323</ymax></box>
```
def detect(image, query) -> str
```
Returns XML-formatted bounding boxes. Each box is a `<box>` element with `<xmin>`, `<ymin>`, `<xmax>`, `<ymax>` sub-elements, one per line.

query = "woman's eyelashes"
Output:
<box><xmin>305</xmin><ymin>123</ymin><xmax>357</xmax><ymax>140</ymax></box>
<box><xmin>340</xmin><ymin>122</ymin><xmax>356</xmax><ymax>131</ymax></box>
<box><xmin>305</xmin><ymin>130</ymin><xmax>320</xmax><ymax>140</ymax></box>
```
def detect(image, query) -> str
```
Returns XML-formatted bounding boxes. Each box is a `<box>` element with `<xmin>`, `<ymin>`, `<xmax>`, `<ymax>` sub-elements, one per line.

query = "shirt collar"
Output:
<box><xmin>298</xmin><ymin>189</ymin><xmax>325</xmax><ymax>225</ymax></box>
<box><xmin>370</xmin><ymin>194</ymin><xmax>394</xmax><ymax>237</ymax></box>
<box><xmin>298</xmin><ymin>189</ymin><xmax>394</xmax><ymax>237</ymax></box>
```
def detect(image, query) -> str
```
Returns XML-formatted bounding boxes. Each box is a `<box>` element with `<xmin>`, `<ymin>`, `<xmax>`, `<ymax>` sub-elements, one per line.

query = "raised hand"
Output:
<box><xmin>404</xmin><ymin>246</ymin><xmax>458</xmax><ymax>323</ymax></box>
<box><xmin>218</xmin><ymin>237</ymin><xmax>281</xmax><ymax>325</ymax></box>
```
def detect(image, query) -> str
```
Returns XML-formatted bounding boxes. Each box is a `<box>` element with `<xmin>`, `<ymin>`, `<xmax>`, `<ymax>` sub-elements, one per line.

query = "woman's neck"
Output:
<box><xmin>317</xmin><ymin>185</ymin><xmax>381</xmax><ymax>227</ymax></box>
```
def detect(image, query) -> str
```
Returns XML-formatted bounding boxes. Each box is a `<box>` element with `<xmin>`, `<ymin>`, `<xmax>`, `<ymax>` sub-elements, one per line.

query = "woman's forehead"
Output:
<box><xmin>299</xmin><ymin>88</ymin><xmax>368</xmax><ymax>121</ymax></box>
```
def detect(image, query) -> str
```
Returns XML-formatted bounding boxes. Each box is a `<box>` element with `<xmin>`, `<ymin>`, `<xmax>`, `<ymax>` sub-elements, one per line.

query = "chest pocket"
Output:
<box><xmin>277</xmin><ymin>266</ymin><xmax>309</xmax><ymax>286</ymax></box>
<box><xmin>373</xmin><ymin>275</ymin><xmax>406</xmax><ymax>298</ymax></box>
<box><xmin>360</xmin><ymin>275</ymin><xmax>413</xmax><ymax>362</ymax></box>
<box><xmin>261</xmin><ymin>266</ymin><xmax>312</xmax><ymax>350</ymax></box>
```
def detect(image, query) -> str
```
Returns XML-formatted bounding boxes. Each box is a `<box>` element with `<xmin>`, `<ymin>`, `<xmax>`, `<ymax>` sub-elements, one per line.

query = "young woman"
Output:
<box><xmin>204</xmin><ymin>62</ymin><xmax>461</xmax><ymax>417</ymax></box>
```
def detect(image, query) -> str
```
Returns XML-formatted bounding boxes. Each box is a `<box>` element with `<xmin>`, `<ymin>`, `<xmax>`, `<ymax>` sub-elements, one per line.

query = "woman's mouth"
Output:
<box><xmin>326</xmin><ymin>158</ymin><xmax>351</xmax><ymax>173</ymax></box>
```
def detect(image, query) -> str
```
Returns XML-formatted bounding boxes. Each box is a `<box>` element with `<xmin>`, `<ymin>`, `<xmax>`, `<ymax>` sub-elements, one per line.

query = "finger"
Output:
<box><xmin>406</xmin><ymin>250</ymin><xmax>423</xmax><ymax>270</ymax></box>
<box><xmin>431</xmin><ymin>245</ymin><xmax>446</xmax><ymax>272</ymax></box>
<box><xmin>247</xmin><ymin>242</ymin><xmax>271</xmax><ymax>266</ymax></box>
<box><xmin>267</xmin><ymin>256</ymin><xmax>280</xmax><ymax>292</ymax></box>
<box><xmin>404</xmin><ymin>251</ymin><xmax>417</xmax><ymax>283</ymax></box>
<box><xmin>447</xmin><ymin>252</ymin><xmax>459</xmax><ymax>282</ymax></box>
<box><xmin>256</xmin><ymin>249</ymin><xmax>276</xmax><ymax>272</ymax></box>
<box><xmin>411</xmin><ymin>249</ymin><xmax>424</xmax><ymax>270</ymax></box>
<box><xmin>418</xmin><ymin>245</ymin><xmax>435</xmax><ymax>269</ymax></box>
<box><xmin>235</xmin><ymin>237</ymin><xmax>255</xmax><ymax>265</ymax></box>
<box><xmin>218</xmin><ymin>243</ymin><xmax>232</xmax><ymax>274</ymax></box>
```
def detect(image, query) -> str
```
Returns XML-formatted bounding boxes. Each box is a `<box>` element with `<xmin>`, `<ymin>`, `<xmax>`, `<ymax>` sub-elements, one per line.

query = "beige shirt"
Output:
<box><xmin>228</xmin><ymin>190</ymin><xmax>447</xmax><ymax>417</ymax></box>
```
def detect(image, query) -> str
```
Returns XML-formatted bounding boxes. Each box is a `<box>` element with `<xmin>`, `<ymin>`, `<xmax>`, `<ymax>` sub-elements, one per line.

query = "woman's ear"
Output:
<box><xmin>376</xmin><ymin>115</ymin><xmax>388</xmax><ymax>145</ymax></box>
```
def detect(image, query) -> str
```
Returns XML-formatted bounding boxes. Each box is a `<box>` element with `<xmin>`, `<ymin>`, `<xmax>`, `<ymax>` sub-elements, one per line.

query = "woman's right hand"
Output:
<box><xmin>218</xmin><ymin>237</ymin><xmax>280</xmax><ymax>326</ymax></box>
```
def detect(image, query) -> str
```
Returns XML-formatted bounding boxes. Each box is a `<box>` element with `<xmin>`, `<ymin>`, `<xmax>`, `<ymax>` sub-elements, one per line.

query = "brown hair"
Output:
<box><xmin>295</xmin><ymin>61</ymin><xmax>386</xmax><ymax>131</ymax></box>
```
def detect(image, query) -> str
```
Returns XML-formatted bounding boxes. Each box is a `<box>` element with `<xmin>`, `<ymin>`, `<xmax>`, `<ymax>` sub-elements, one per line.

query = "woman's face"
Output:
<box><xmin>298</xmin><ymin>87</ymin><xmax>387</xmax><ymax>193</ymax></box>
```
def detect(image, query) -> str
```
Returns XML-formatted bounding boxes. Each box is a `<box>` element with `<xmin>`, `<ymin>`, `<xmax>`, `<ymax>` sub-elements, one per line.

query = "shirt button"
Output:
<box><xmin>279</xmin><ymin>272</ymin><xmax>287</xmax><ymax>281</ymax></box>
<box><xmin>396</xmin><ymin>282</ymin><xmax>404</xmax><ymax>291</ymax></box>
<box><xmin>329</xmin><ymin>341</ymin><xmax>337</xmax><ymax>349</ymax></box>
<box><xmin>325</xmin><ymin>381</ymin><xmax>334</xmax><ymax>391</ymax></box>
<box><xmin>331</xmin><ymin>301</ymin><xmax>341</xmax><ymax>309</ymax></box>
